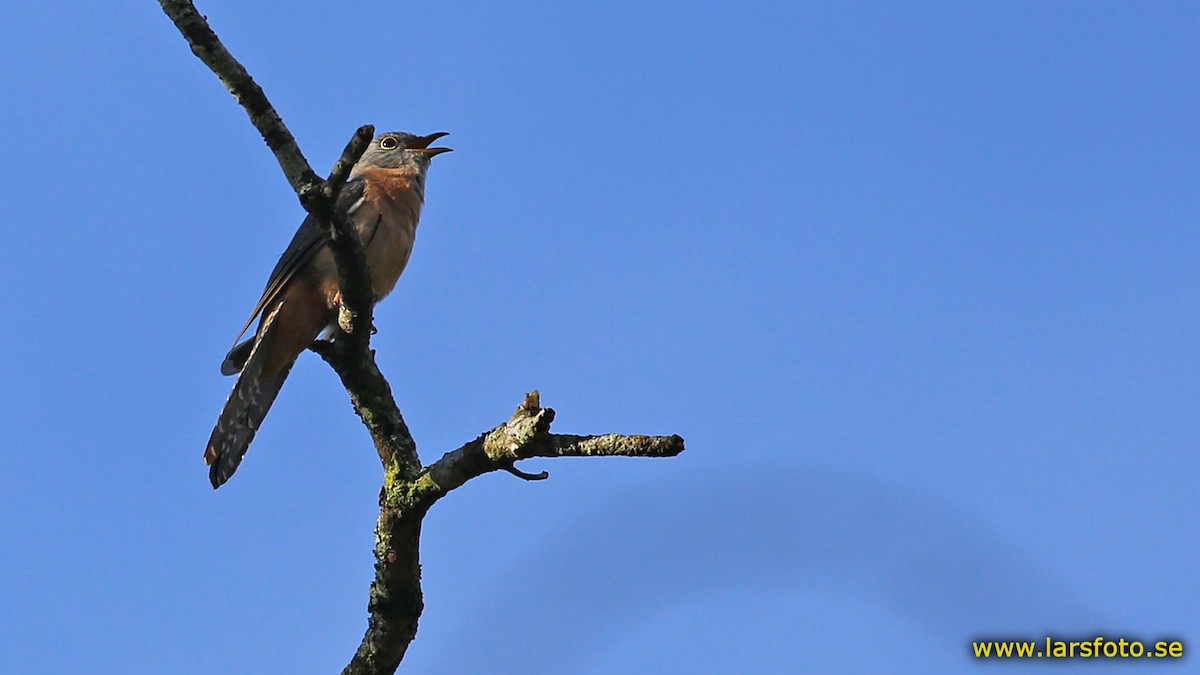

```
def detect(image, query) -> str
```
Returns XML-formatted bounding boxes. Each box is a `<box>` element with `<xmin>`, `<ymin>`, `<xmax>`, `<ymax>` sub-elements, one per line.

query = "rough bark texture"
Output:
<box><xmin>160</xmin><ymin>3</ymin><xmax>685</xmax><ymax>673</ymax></box>
<box><xmin>157</xmin><ymin>0</ymin><xmax>321</xmax><ymax>198</ymax></box>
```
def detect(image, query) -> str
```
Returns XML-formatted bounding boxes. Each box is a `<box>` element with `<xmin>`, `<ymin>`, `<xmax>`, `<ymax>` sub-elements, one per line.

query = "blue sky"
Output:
<box><xmin>1</xmin><ymin>1</ymin><xmax>1196</xmax><ymax>673</ymax></box>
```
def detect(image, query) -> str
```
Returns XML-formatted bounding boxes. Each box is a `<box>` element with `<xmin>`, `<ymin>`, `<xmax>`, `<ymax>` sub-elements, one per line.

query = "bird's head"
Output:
<box><xmin>356</xmin><ymin>131</ymin><xmax>452</xmax><ymax>172</ymax></box>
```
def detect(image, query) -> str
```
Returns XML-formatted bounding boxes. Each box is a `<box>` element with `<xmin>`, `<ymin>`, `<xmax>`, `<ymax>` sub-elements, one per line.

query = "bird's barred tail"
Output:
<box><xmin>204</xmin><ymin>302</ymin><xmax>294</xmax><ymax>488</ymax></box>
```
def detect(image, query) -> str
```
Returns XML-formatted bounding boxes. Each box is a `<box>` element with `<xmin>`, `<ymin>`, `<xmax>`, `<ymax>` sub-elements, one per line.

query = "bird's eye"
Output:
<box><xmin>379</xmin><ymin>137</ymin><xmax>399</xmax><ymax>150</ymax></box>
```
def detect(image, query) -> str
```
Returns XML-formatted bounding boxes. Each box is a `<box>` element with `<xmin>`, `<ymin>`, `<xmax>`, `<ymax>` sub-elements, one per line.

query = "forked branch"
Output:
<box><xmin>159</xmin><ymin>3</ymin><xmax>685</xmax><ymax>673</ymax></box>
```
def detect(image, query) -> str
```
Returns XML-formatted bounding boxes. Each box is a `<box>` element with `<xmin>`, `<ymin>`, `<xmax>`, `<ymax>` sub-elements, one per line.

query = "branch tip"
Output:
<box><xmin>519</xmin><ymin>390</ymin><xmax>541</xmax><ymax>412</ymax></box>
<box><xmin>502</xmin><ymin>465</ymin><xmax>550</xmax><ymax>481</ymax></box>
<box><xmin>327</xmin><ymin>124</ymin><xmax>376</xmax><ymax>189</ymax></box>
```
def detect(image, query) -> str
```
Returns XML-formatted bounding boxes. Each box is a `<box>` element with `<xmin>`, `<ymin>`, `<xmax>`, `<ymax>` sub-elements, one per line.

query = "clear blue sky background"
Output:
<box><xmin>1</xmin><ymin>2</ymin><xmax>1196</xmax><ymax>673</ymax></box>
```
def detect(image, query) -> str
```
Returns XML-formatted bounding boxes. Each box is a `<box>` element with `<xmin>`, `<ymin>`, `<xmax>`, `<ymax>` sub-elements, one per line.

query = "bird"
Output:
<box><xmin>204</xmin><ymin>131</ymin><xmax>451</xmax><ymax>489</ymax></box>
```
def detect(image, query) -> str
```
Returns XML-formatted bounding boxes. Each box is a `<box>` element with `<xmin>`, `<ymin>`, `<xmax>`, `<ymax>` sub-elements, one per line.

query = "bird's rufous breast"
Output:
<box><xmin>357</xmin><ymin>167</ymin><xmax>425</xmax><ymax>300</ymax></box>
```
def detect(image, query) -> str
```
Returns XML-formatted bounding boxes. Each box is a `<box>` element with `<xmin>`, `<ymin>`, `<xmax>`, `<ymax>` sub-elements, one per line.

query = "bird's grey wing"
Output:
<box><xmin>223</xmin><ymin>179</ymin><xmax>368</xmax><ymax>364</ymax></box>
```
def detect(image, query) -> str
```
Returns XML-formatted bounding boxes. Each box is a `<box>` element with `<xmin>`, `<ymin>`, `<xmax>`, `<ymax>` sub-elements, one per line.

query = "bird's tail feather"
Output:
<box><xmin>221</xmin><ymin>338</ymin><xmax>254</xmax><ymax>376</ymax></box>
<box><xmin>205</xmin><ymin>302</ymin><xmax>293</xmax><ymax>489</ymax></box>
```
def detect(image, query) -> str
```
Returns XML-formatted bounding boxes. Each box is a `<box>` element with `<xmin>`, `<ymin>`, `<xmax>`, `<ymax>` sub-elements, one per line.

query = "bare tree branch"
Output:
<box><xmin>310</xmin><ymin>341</ymin><xmax>420</xmax><ymax>476</ymax></box>
<box><xmin>160</xmin><ymin>3</ymin><xmax>685</xmax><ymax>673</ymax></box>
<box><xmin>422</xmin><ymin>392</ymin><xmax>685</xmax><ymax>503</ymax></box>
<box><xmin>157</xmin><ymin>0</ymin><xmax>320</xmax><ymax>198</ymax></box>
<box><xmin>341</xmin><ymin>392</ymin><xmax>684</xmax><ymax>675</ymax></box>
<box><xmin>316</xmin><ymin>126</ymin><xmax>379</xmax><ymax>344</ymax></box>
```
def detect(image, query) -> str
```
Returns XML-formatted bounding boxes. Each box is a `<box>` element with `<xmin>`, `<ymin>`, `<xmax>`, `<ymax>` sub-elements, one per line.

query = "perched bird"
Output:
<box><xmin>205</xmin><ymin>131</ymin><xmax>451</xmax><ymax>488</ymax></box>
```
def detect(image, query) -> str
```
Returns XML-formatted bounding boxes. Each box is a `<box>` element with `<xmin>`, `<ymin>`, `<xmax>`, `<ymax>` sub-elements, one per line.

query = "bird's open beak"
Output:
<box><xmin>411</xmin><ymin>131</ymin><xmax>452</xmax><ymax>157</ymax></box>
